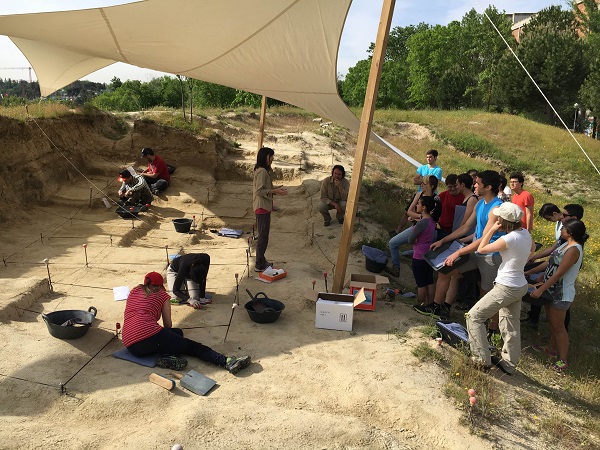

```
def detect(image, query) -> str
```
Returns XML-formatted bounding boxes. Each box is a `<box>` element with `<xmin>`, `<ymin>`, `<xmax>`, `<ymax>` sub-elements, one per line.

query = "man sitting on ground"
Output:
<box><xmin>319</xmin><ymin>165</ymin><xmax>350</xmax><ymax>226</ymax></box>
<box><xmin>118</xmin><ymin>169</ymin><xmax>153</xmax><ymax>206</ymax></box>
<box><xmin>140</xmin><ymin>147</ymin><xmax>171</xmax><ymax>195</ymax></box>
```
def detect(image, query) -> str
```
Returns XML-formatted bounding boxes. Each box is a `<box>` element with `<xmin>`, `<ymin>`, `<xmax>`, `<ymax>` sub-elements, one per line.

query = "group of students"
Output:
<box><xmin>389</xmin><ymin>151</ymin><xmax>587</xmax><ymax>374</ymax></box>
<box><xmin>117</xmin><ymin>147</ymin><xmax>172</xmax><ymax>207</ymax></box>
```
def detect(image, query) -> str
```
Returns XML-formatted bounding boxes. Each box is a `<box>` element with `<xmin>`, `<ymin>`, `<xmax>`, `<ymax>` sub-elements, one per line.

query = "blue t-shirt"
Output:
<box><xmin>475</xmin><ymin>197</ymin><xmax>505</xmax><ymax>251</ymax></box>
<box><xmin>416</xmin><ymin>164</ymin><xmax>443</xmax><ymax>191</ymax></box>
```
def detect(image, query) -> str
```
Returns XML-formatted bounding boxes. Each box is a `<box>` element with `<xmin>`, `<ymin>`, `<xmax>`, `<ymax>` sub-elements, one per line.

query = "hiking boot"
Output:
<box><xmin>157</xmin><ymin>355</ymin><xmax>188</xmax><ymax>371</ymax></box>
<box><xmin>384</xmin><ymin>265</ymin><xmax>400</xmax><ymax>277</ymax></box>
<box><xmin>413</xmin><ymin>303</ymin><xmax>440</xmax><ymax>319</ymax></box>
<box><xmin>439</xmin><ymin>303</ymin><xmax>451</xmax><ymax>320</ymax></box>
<box><xmin>225</xmin><ymin>355</ymin><xmax>251</xmax><ymax>374</ymax></box>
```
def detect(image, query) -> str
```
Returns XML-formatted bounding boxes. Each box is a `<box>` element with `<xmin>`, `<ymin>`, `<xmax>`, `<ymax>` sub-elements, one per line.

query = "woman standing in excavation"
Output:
<box><xmin>253</xmin><ymin>147</ymin><xmax>288</xmax><ymax>272</ymax></box>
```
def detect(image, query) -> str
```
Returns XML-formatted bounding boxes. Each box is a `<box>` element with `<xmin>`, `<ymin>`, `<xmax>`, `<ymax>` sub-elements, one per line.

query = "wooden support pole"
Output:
<box><xmin>257</xmin><ymin>95</ymin><xmax>267</xmax><ymax>150</ymax></box>
<box><xmin>332</xmin><ymin>0</ymin><xmax>395</xmax><ymax>293</ymax></box>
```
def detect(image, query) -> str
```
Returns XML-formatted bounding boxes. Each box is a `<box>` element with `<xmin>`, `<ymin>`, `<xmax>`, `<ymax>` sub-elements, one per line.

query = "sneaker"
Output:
<box><xmin>384</xmin><ymin>265</ymin><xmax>400</xmax><ymax>277</ymax></box>
<box><xmin>413</xmin><ymin>303</ymin><xmax>440</xmax><ymax>319</ymax></box>
<box><xmin>157</xmin><ymin>355</ymin><xmax>188</xmax><ymax>371</ymax></box>
<box><xmin>254</xmin><ymin>266</ymin><xmax>266</xmax><ymax>273</ymax></box>
<box><xmin>552</xmin><ymin>359</ymin><xmax>569</xmax><ymax>372</ymax></box>
<box><xmin>439</xmin><ymin>303</ymin><xmax>451</xmax><ymax>320</ymax></box>
<box><xmin>225</xmin><ymin>355</ymin><xmax>251</xmax><ymax>374</ymax></box>
<box><xmin>531</xmin><ymin>344</ymin><xmax>558</xmax><ymax>358</ymax></box>
<box><xmin>491</xmin><ymin>355</ymin><xmax>514</xmax><ymax>376</ymax></box>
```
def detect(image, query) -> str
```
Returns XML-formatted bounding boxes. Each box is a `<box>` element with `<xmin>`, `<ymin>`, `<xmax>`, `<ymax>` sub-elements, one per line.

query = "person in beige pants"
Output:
<box><xmin>466</xmin><ymin>203</ymin><xmax>535</xmax><ymax>375</ymax></box>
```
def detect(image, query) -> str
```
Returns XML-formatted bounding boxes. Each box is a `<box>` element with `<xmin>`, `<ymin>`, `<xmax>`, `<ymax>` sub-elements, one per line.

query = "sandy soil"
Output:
<box><xmin>0</xmin><ymin>112</ymin><xmax>531</xmax><ymax>449</ymax></box>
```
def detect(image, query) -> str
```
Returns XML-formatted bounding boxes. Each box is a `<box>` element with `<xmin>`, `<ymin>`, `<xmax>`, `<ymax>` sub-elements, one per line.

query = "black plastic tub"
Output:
<box><xmin>42</xmin><ymin>306</ymin><xmax>97</xmax><ymax>339</ymax></box>
<box><xmin>244</xmin><ymin>293</ymin><xmax>285</xmax><ymax>324</ymax></box>
<box><xmin>173</xmin><ymin>218</ymin><xmax>193</xmax><ymax>233</ymax></box>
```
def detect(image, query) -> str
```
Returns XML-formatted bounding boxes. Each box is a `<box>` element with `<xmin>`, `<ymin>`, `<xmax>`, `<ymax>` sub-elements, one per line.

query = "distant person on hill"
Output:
<box><xmin>319</xmin><ymin>165</ymin><xmax>350</xmax><ymax>226</ymax></box>
<box><xmin>510</xmin><ymin>172</ymin><xmax>534</xmax><ymax>231</ymax></box>
<box><xmin>253</xmin><ymin>147</ymin><xmax>288</xmax><ymax>272</ymax></box>
<box><xmin>117</xmin><ymin>169</ymin><xmax>153</xmax><ymax>206</ymax></box>
<box><xmin>122</xmin><ymin>272</ymin><xmax>251</xmax><ymax>374</ymax></box>
<box><xmin>527</xmin><ymin>220</ymin><xmax>588</xmax><ymax>371</ymax></box>
<box><xmin>140</xmin><ymin>147</ymin><xmax>170</xmax><ymax>195</ymax></box>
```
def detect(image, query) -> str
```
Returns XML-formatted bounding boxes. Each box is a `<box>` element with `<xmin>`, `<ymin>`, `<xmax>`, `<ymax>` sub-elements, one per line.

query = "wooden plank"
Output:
<box><xmin>332</xmin><ymin>0</ymin><xmax>396</xmax><ymax>293</ymax></box>
<box><xmin>257</xmin><ymin>95</ymin><xmax>268</xmax><ymax>150</ymax></box>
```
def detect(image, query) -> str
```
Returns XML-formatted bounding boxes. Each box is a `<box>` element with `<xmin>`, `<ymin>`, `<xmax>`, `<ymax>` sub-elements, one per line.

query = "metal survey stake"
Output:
<box><xmin>89</xmin><ymin>188</ymin><xmax>93</xmax><ymax>208</ymax></box>
<box><xmin>165</xmin><ymin>245</ymin><xmax>170</xmax><ymax>265</ymax></box>
<box><xmin>44</xmin><ymin>258</ymin><xmax>53</xmax><ymax>291</ymax></box>
<box><xmin>246</xmin><ymin>249</ymin><xmax>250</xmax><ymax>278</ymax></box>
<box><xmin>83</xmin><ymin>244</ymin><xmax>88</xmax><ymax>267</ymax></box>
<box><xmin>247</xmin><ymin>237</ymin><xmax>252</xmax><ymax>257</ymax></box>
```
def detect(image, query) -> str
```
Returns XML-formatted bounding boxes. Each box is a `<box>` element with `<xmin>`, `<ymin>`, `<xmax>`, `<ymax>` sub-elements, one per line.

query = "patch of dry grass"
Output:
<box><xmin>0</xmin><ymin>102</ymin><xmax>72</xmax><ymax>120</ymax></box>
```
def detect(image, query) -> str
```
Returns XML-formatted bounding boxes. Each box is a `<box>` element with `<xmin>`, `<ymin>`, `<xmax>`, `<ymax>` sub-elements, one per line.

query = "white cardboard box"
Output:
<box><xmin>307</xmin><ymin>288</ymin><xmax>366</xmax><ymax>331</ymax></box>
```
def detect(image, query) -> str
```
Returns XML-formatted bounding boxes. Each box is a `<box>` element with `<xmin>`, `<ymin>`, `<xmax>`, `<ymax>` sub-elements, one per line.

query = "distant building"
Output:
<box><xmin>505</xmin><ymin>13</ymin><xmax>536</xmax><ymax>43</ymax></box>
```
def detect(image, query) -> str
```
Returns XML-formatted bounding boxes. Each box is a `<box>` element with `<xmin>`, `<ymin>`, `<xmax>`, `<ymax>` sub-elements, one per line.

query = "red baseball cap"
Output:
<box><xmin>144</xmin><ymin>272</ymin><xmax>164</xmax><ymax>286</ymax></box>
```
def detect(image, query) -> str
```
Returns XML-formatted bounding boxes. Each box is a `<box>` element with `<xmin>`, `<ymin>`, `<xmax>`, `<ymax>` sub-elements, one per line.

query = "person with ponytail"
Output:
<box><xmin>167</xmin><ymin>253</ymin><xmax>211</xmax><ymax>309</ymax></box>
<box><xmin>122</xmin><ymin>272</ymin><xmax>251</xmax><ymax>374</ymax></box>
<box><xmin>528</xmin><ymin>219</ymin><xmax>588</xmax><ymax>371</ymax></box>
<box><xmin>253</xmin><ymin>147</ymin><xmax>288</xmax><ymax>272</ymax></box>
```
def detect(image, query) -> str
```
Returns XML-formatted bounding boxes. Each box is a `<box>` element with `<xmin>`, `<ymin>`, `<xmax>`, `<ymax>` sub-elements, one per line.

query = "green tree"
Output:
<box><xmin>576</xmin><ymin>0</ymin><xmax>600</xmax><ymax>121</ymax></box>
<box><xmin>499</xmin><ymin>6</ymin><xmax>588</xmax><ymax>123</ymax></box>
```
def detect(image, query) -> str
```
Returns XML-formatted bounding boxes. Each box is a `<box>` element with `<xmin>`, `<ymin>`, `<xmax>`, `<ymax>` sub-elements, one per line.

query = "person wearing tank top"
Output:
<box><xmin>527</xmin><ymin>219</ymin><xmax>587</xmax><ymax>371</ymax></box>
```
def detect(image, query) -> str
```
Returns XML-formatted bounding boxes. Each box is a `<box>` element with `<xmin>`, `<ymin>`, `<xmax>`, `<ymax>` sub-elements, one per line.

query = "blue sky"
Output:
<box><xmin>0</xmin><ymin>0</ymin><xmax>563</xmax><ymax>83</ymax></box>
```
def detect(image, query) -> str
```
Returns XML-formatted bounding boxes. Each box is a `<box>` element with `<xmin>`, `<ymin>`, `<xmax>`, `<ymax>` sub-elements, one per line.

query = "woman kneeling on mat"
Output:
<box><xmin>167</xmin><ymin>253</ymin><xmax>210</xmax><ymax>309</ymax></box>
<box><xmin>122</xmin><ymin>272</ymin><xmax>250</xmax><ymax>374</ymax></box>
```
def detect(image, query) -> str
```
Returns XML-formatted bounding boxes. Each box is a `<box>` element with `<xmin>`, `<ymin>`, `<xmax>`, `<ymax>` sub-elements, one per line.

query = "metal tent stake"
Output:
<box><xmin>44</xmin><ymin>258</ymin><xmax>53</xmax><ymax>291</ymax></box>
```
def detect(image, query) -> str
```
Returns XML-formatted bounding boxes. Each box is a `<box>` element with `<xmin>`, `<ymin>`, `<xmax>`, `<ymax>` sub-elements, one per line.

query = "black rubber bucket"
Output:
<box><xmin>173</xmin><ymin>218</ymin><xmax>193</xmax><ymax>233</ymax></box>
<box><xmin>365</xmin><ymin>257</ymin><xmax>386</xmax><ymax>273</ymax></box>
<box><xmin>244</xmin><ymin>292</ymin><xmax>285</xmax><ymax>324</ymax></box>
<box><xmin>42</xmin><ymin>306</ymin><xmax>97</xmax><ymax>339</ymax></box>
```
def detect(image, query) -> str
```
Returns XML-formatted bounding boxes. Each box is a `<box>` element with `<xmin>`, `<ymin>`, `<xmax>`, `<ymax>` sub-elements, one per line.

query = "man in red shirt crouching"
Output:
<box><xmin>141</xmin><ymin>147</ymin><xmax>171</xmax><ymax>195</ymax></box>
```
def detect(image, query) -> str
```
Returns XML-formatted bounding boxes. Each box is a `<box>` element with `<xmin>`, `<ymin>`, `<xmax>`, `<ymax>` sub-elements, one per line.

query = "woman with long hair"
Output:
<box><xmin>253</xmin><ymin>147</ymin><xmax>288</xmax><ymax>272</ymax></box>
<box><xmin>122</xmin><ymin>272</ymin><xmax>251</xmax><ymax>374</ymax></box>
<box><xmin>528</xmin><ymin>219</ymin><xmax>588</xmax><ymax>371</ymax></box>
<box><xmin>466</xmin><ymin>202</ymin><xmax>534</xmax><ymax>375</ymax></box>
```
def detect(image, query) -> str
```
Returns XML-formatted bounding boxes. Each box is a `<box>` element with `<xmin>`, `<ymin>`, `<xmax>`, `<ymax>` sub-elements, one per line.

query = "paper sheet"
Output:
<box><xmin>113</xmin><ymin>286</ymin><xmax>130</xmax><ymax>301</ymax></box>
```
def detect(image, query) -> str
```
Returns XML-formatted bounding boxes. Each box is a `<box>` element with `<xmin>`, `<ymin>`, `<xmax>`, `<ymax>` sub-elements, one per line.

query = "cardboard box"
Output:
<box><xmin>258</xmin><ymin>267</ymin><xmax>288</xmax><ymax>283</ymax></box>
<box><xmin>344</xmin><ymin>274</ymin><xmax>389</xmax><ymax>311</ymax></box>
<box><xmin>423</xmin><ymin>240</ymin><xmax>470</xmax><ymax>275</ymax></box>
<box><xmin>306</xmin><ymin>288</ymin><xmax>366</xmax><ymax>331</ymax></box>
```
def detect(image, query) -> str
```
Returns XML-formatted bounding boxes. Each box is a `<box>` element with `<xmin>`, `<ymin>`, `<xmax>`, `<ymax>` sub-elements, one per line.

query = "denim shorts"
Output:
<box><xmin>549</xmin><ymin>299</ymin><xmax>572</xmax><ymax>311</ymax></box>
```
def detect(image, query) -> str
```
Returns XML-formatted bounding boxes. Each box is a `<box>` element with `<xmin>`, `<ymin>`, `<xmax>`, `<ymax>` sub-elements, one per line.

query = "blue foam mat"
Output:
<box><xmin>112</xmin><ymin>347</ymin><xmax>159</xmax><ymax>367</ymax></box>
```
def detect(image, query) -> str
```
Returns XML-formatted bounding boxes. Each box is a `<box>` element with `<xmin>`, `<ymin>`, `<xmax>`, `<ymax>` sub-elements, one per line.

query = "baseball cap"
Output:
<box><xmin>492</xmin><ymin>202</ymin><xmax>523</xmax><ymax>223</ymax></box>
<box><xmin>144</xmin><ymin>272</ymin><xmax>164</xmax><ymax>286</ymax></box>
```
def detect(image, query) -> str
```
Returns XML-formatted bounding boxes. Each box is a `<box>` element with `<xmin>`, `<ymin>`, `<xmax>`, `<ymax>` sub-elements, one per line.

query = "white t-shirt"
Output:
<box><xmin>495</xmin><ymin>228</ymin><xmax>532</xmax><ymax>288</ymax></box>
